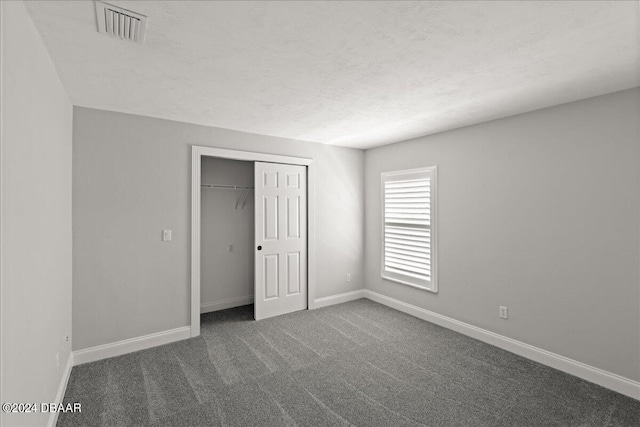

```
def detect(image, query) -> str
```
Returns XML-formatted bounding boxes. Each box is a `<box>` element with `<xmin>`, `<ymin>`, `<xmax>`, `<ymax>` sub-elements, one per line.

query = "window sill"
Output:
<box><xmin>382</xmin><ymin>275</ymin><xmax>438</xmax><ymax>293</ymax></box>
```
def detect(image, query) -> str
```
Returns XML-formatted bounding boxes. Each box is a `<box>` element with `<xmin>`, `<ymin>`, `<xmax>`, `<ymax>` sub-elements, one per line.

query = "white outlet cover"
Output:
<box><xmin>499</xmin><ymin>306</ymin><xmax>508</xmax><ymax>319</ymax></box>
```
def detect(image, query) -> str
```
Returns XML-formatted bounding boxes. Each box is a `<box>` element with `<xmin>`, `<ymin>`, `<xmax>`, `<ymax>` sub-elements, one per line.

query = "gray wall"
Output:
<box><xmin>0</xmin><ymin>2</ymin><xmax>73</xmax><ymax>426</ymax></box>
<box><xmin>365</xmin><ymin>88</ymin><xmax>640</xmax><ymax>381</ymax></box>
<box><xmin>72</xmin><ymin>107</ymin><xmax>364</xmax><ymax>351</ymax></box>
<box><xmin>201</xmin><ymin>157</ymin><xmax>254</xmax><ymax>309</ymax></box>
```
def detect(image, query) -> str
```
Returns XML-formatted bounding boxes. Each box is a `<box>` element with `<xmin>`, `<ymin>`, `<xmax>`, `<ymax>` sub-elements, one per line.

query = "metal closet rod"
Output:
<box><xmin>201</xmin><ymin>184</ymin><xmax>253</xmax><ymax>209</ymax></box>
<box><xmin>201</xmin><ymin>184</ymin><xmax>254</xmax><ymax>190</ymax></box>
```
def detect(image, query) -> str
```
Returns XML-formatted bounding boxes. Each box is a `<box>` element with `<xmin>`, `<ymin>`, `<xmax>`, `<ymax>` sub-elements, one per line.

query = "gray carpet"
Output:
<box><xmin>58</xmin><ymin>299</ymin><xmax>639</xmax><ymax>426</ymax></box>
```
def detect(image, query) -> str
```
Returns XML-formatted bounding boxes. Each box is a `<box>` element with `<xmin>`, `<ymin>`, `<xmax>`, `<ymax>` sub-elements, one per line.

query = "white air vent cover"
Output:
<box><xmin>95</xmin><ymin>1</ymin><xmax>146</xmax><ymax>44</ymax></box>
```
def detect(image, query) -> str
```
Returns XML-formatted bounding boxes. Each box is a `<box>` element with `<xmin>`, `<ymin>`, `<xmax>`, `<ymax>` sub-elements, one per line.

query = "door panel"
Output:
<box><xmin>287</xmin><ymin>252</ymin><xmax>300</xmax><ymax>295</ymax></box>
<box><xmin>286</xmin><ymin>196</ymin><xmax>300</xmax><ymax>238</ymax></box>
<box><xmin>263</xmin><ymin>170</ymin><xmax>278</xmax><ymax>188</ymax></box>
<box><xmin>263</xmin><ymin>195</ymin><xmax>279</xmax><ymax>240</ymax></box>
<box><xmin>263</xmin><ymin>254</ymin><xmax>279</xmax><ymax>299</ymax></box>
<box><xmin>286</xmin><ymin>173</ymin><xmax>300</xmax><ymax>189</ymax></box>
<box><xmin>255</xmin><ymin>162</ymin><xmax>307</xmax><ymax>320</ymax></box>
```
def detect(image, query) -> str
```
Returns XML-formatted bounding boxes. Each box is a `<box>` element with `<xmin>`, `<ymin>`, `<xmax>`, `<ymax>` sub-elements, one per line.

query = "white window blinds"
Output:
<box><xmin>381</xmin><ymin>167</ymin><xmax>437</xmax><ymax>292</ymax></box>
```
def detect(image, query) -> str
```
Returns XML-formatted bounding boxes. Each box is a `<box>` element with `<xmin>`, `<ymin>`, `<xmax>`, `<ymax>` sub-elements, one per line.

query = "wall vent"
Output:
<box><xmin>95</xmin><ymin>1</ymin><xmax>147</xmax><ymax>44</ymax></box>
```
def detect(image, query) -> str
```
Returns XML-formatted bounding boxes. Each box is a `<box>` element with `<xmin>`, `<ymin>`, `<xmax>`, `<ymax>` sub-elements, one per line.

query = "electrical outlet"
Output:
<box><xmin>65</xmin><ymin>334</ymin><xmax>69</xmax><ymax>343</ymax></box>
<box><xmin>346</xmin><ymin>273</ymin><xmax>351</xmax><ymax>282</ymax></box>
<box><xmin>499</xmin><ymin>306</ymin><xmax>508</xmax><ymax>319</ymax></box>
<box><xmin>162</xmin><ymin>229</ymin><xmax>172</xmax><ymax>242</ymax></box>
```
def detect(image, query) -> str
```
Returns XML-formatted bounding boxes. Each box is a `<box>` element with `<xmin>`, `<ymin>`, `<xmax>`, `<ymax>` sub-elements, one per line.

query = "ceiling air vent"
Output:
<box><xmin>95</xmin><ymin>1</ymin><xmax>147</xmax><ymax>44</ymax></box>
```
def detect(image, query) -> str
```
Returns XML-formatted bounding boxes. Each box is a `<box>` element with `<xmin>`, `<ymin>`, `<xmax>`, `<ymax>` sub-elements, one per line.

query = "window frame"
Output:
<box><xmin>380</xmin><ymin>166</ymin><xmax>438</xmax><ymax>293</ymax></box>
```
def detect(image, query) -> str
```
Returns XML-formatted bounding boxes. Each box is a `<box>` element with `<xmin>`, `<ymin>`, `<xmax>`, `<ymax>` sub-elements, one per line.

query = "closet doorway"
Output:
<box><xmin>191</xmin><ymin>146</ymin><xmax>316</xmax><ymax>338</ymax></box>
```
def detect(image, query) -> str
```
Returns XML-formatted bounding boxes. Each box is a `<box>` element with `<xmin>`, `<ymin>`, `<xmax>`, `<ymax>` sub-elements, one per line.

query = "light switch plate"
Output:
<box><xmin>162</xmin><ymin>230</ymin><xmax>172</xmax><ymax>242</ymax></box>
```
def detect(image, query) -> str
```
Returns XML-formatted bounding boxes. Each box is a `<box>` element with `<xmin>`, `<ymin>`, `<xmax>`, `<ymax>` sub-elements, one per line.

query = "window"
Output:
<box><xmin>381</xmin><ymin>167</ymin><xmax>437</xmax><ymax>292</ymax></box>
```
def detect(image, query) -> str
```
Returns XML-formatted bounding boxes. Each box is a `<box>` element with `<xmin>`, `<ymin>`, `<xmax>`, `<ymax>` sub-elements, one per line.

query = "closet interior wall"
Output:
<box><xmin>201</xmin><ymin>157</ymin><xmax>255</xmax><ymax>312</ymax></box>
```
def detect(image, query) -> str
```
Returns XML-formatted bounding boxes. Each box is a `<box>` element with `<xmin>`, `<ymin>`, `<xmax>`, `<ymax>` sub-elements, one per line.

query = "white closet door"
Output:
<box><xmin>254</xmin><ymin>162</ymin><xmax>307</xmax><ymax>320</ymax></box>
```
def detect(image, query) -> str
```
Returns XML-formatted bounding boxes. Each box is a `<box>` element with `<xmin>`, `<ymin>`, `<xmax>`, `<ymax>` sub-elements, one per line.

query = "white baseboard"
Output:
<box><xmin>201</xmin><ymin>295</ymin><xmax>253</xmax><ymax>313</ymax></box>
<box><xmin>314</xmin><ymin>289</ymin><xmax>366</xmax><ymax>309</ymax></box>
<box><xmin>48</xmin><ymin>352</ymin><xmax>73</xmax><ymax>427</ymax></box>
<box><xmin>66</xmin><ymin>289</ymin><xmax>639</xmax><ymax>400</ymax></box>
<box><xmin>363</xmin><ymin>290</ymin><xmax>640</xmax><ymax>401</ymax></box>
<box><xmin>73</xmin><ymin>326</ymin><xmax>191</xmax><ymax>366</ymax></box>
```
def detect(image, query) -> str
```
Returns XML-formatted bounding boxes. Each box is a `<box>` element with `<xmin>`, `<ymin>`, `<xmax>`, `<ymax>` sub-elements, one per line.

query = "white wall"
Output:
<box><xmin>365</xmin><ymin>88</ymin><xmax>640</xmax><ymax>381</ymax></box>
<box><xmin>0</xmin><ymin>2</ymin><xmax>73</xmax><ymax>426</ymax></box>
<box><xmin>201</xmin><ymin>157</ymin><xmax>254</xmax><ymax>310</ymax></box>
<box><xmin>72</xmin><ymin>107</ymin><xmax>364</xmax><ymax>351</ymax></box>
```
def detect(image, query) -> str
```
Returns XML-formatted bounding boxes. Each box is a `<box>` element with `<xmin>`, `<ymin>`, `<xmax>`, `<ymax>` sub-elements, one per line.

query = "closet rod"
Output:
<box><xmin>201</xmin><ymin>184</ymin><xmax>254</xmax><ymax>190</ymax></box>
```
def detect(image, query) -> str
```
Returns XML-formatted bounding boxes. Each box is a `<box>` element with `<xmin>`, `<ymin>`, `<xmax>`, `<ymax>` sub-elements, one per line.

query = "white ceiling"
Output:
<box><xmin>25</xmin><ymin>1</ymin><xmax>639</xmax><ymax>149</ymax></box>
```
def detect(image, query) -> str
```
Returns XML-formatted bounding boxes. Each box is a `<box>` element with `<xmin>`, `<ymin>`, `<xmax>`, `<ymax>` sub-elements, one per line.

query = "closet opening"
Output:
<box><xmin>200</xmin><ymin>157</ymin><xmax>255</xmax><ymax>316</ymax></box>
<box><xmin>191</xmin><ymin>146</ymin><xmax>316</xmax><ymax>337</ymax></box>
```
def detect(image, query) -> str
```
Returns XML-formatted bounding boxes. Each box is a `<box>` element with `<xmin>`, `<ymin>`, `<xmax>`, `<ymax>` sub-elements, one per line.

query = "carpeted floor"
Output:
<box><xmin>58</xmin><ymin>299</ymin><xmax>639</xmax><ymax>426</ymax></box>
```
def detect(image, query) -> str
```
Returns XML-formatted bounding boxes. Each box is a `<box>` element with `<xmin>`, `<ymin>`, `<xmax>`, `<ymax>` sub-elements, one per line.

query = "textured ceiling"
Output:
<box><xmin>25</xmin><ymin>1</ymin><xmax>639</xmax><ymax>149</ymax></box>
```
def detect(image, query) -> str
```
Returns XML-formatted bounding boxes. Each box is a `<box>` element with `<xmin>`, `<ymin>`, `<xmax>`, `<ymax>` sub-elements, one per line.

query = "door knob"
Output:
<box><xmin>257</xmin><ymin>245</ymin><xmax>262</xmax><ymax>250</ymax></box>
